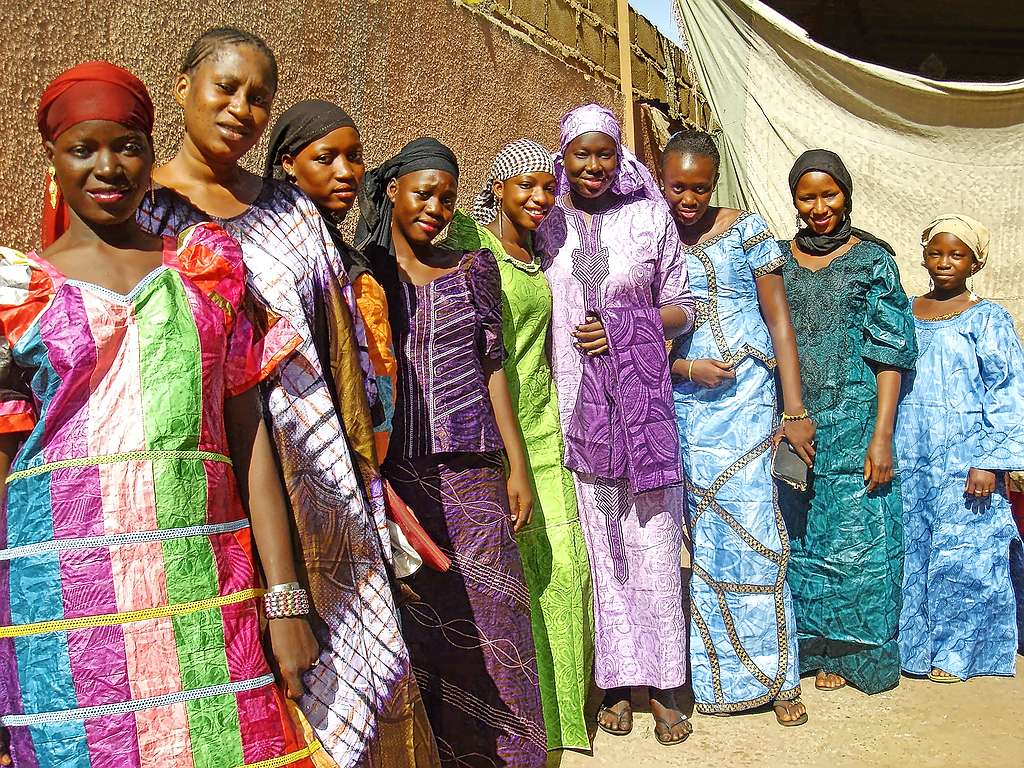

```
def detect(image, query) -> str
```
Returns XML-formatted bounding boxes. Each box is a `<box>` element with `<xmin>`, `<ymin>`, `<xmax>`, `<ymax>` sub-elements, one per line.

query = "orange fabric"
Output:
<box><xmin>0</xmin><ymin>408</ymin><xmax>35</xmax><ymax>436</ymax></box>
<box><xmin>353</xmin><ymin>272</ymin><xmax>397</xmax><ymax>464</ymax></box>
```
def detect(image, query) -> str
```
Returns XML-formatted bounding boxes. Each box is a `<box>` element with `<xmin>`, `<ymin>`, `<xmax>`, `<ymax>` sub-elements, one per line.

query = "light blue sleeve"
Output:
<box><xmin>973</xmin><ymin>305</ymin><xmax>1024</xmax><ymax>471</ymax></box>
<box><xmin>740</xmin><ymin>213</ymin><xmax>785</xmax><ymax>277</ymax></box>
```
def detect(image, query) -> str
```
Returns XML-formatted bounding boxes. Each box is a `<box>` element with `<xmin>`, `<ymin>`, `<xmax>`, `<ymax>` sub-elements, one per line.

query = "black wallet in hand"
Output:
<box><xmin>772</xmin><ymin>439</ymin><xmax>808</xmax><ymax>492</ymax></box>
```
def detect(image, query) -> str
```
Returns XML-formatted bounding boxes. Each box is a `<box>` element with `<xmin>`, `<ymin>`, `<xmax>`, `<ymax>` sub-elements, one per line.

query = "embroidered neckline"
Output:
<box><xmin>912</xmin><ymin>297</ymin><xmax>986</xmax><ymax>323</ymax></box>
<box><xmin>682</xmin><ymin>210</ymin><xmax>754</xmax><ymax>253</ymax></box>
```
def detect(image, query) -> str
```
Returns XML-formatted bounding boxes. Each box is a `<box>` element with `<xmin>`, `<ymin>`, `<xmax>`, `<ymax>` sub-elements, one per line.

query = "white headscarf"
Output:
<box><xmin>921</xmin><ymin>213</ymin><xmax>991</xmax><ymax>267</ymax></box>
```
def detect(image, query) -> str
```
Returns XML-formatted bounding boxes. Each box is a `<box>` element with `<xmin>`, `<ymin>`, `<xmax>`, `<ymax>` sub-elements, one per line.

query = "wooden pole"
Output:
<box><xmin>616</xmin><ymin>0</ymin><xmax>636</xmax><ymax>150</ymax></box>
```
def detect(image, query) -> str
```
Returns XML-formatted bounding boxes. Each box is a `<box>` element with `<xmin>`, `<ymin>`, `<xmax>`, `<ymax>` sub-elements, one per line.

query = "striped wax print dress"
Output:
<box><xmin>0</xmin><ymin>223</ymin><xmax>315</xmax><ymax>768</ymax></box>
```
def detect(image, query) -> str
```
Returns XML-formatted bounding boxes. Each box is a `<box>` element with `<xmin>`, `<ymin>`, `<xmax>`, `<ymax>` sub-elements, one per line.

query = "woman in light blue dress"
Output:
<box><xmin>662</xmin><ymin>131</ymin><xmax>815</xmax><ymax>725</ymax></box>
<box><xmin>897</xmin><ymin>214</ymin><xmax>1024</xmax><ymax>682</ymax></box>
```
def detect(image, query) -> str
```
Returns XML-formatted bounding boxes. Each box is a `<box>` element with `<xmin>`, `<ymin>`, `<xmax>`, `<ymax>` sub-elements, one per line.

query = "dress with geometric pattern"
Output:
<box><xmin>672</xmin><ymin>212</ymin><xmax>801</xmax><ymax>712</ymax></box>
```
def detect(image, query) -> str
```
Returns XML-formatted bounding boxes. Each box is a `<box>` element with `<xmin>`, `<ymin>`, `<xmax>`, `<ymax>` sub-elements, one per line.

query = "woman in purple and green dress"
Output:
<box><xmin>442</xmin><ymin>140</ymin><xmax>593</xmax><ymax>750</ymax></box>
<box><xmin>355</xmin><ymin>138</ymin><xmax>547</xmax><ymax>767</ymax></box>
<box><xmin>137</xmin><ymin>26</ymin><xmax>438</xmax><ymax>768</ymax></box>
<box><xmin>536</xmin><ymin>104</ymin><xmax>695</xmax><ymax>746</ymax></box>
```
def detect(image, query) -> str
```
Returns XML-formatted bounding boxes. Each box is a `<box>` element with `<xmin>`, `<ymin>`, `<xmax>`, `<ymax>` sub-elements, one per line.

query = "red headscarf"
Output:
<box><xmin>37</xmin><ymin>61</ymin><xmax>155</xmax><ymax>248</ymax></box>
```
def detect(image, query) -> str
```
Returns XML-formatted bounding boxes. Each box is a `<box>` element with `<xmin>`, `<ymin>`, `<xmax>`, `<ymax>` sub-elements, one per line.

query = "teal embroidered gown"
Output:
<box><xmin>779</xmin><ymin>240</ymin><xmax>917</xmax><ymax>694</ymax></box>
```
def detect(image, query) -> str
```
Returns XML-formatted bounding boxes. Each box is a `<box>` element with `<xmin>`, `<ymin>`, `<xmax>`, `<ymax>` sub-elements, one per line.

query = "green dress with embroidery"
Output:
<box><xmin>444</xmin><ymin>211</ymin><xmax>593</xmax><ymax>749</ymax></box>
<box><xmin>779</xmin><ymin>240</ymin><xmax>917</xmax><ymax>694</ymax></box>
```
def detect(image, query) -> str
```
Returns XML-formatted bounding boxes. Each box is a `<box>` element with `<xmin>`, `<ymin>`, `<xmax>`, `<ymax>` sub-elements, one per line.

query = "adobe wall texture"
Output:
<box><xmin>0</xmin><ymin>0</ymin><xmax>699</xmax><ymax>250</ymax></box>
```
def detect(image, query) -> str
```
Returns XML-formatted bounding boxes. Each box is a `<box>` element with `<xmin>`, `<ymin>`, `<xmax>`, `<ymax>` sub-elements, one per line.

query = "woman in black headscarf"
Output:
<box><xmin>265</xmin><ymin>99</ymin><xmax>395</xmax><ymax>461</ymax></box>
<box><xmin>778</xmin><ymin>149</ymin><xmax>917</xmax><ymax>695</ymax></box>
<box><xmin>355</xmin><ymin>139</ymin><xmax>547</xmax><ymax>766</ymax></box>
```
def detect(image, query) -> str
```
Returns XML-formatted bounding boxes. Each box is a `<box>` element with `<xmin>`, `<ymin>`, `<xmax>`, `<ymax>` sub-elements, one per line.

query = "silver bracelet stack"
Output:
<box><xmin>262</xmin><ymin>581</ymin><xmax>310</xmax><ymax>620</ymax></box>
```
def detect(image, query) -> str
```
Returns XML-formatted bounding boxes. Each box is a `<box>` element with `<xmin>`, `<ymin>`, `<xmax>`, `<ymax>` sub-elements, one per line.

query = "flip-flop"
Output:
<box><xmin>653</xmin><ymin>714</ymin><xmax>691</xmax><ymax>746</ymax></box>
<box><xmin>814</xmin><ymin>672</ymin><xmax>847</xmax><ymax>691</ymax></box>
<box><xmin>927</xmin><ymin>670</ymin><xmax>963</xmax><ymax>684</ymax></box>
<box><xmin>773</xmin><ymin>698</ymin><xmax>808</xmax><ymax>727</ymax></box>
<box><xmin>596</xmin><ymin>702</ymin><xmax>633</xmax><ymax>736</ymax></box>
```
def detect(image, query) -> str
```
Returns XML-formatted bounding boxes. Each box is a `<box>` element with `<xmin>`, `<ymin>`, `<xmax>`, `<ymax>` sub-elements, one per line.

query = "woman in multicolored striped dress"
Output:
<box><xmin>0</xmin><ymin>61</ymin><xmax>317</xmax><ymax>768</ymax></box>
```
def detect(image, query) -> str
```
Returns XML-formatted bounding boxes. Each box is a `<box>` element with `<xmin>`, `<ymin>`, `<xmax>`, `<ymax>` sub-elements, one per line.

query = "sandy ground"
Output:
<box><xmin>552</xmin><ymin>657</ymin><xmax>1024</xmax><ymax>768</ymax></box>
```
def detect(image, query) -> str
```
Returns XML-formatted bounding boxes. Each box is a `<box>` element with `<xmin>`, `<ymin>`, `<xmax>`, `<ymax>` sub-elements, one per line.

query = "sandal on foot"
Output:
<box><xmin>773</xmin><ymin>698</ymin><xmax>808</xmax><ymax>727</ymax></box>
<box><xmin>596</xmin><ymin>701</ymin><xmax>633</xmax><ymax>736</ymax></box>
<box><xmin>927</xmin><ymin>668</ymin><xmax>962</xmax><ymax>684</ymax></box>
<box><xmin>653</xmin><ymin>713</ymin><xmax>691</xmax><ymax>746</ymax></box>
<box><xmin>814</xmin><ymin>671</ymin><xmax>846</xmax><ymax>691</ymax></box>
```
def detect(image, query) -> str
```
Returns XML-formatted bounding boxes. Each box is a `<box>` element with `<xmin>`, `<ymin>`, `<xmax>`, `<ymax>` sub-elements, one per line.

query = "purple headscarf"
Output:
<box><xmin>554</xmin><ymin>103</ymin><xmax>662</xmax><ymax>201</ymax></box>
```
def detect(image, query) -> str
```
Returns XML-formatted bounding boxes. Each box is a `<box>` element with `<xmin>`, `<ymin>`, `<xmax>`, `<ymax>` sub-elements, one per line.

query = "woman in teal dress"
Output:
<box><xmin>442</xmin><ymin>140</ymin><xmax>592</xmax><ymax>750</ymax></box>
<box><xmin>779</xmin><ymin>150</ymin><xmax>917</xmax><ymax>694</ymax></box>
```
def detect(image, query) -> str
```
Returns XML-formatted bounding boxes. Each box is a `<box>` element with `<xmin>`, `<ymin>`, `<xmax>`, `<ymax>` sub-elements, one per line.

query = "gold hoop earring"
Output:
<box><xmin>498</xmin><ymin>211</ymin><xmax>504</xmax><ymax>239</ymax></box>
<box><xmin>48</xmin><ymin>164</ymin><xmax>59</xmax><ymax>209</ymax></box>
<box><xmin>149</xmin><ymin>177</ymin><xmax>156</xmax><ymax>207</ymax></box>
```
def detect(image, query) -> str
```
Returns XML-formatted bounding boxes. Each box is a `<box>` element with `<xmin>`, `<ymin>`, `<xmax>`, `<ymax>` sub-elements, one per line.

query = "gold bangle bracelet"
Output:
<box><xmin>688</xmin><ymin>359</ymin><xmax>696</xmax><ymax>381</ymax></box>
<box><xmin>781</xmin><ymin>409</ymin><xmax>810</xmax><ymax>422</ymax></box>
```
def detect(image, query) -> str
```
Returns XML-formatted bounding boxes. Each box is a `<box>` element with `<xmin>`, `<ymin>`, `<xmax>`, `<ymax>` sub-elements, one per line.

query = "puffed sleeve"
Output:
<box><xmin>173</xmin><ymin>223</ymin><xmax>301</xmax><ymax>398</ymax></box>
<box><xmin>972</xmin><ymin>305</ymin><xmax>1024</xmax><ymax>471</ymax></box>
<box><xmin>861</xmin><ymin>247</ymin><xmax>918</xmax><ymax>369</ymax></box>
<box><xmin>652</xmin><ymin>206</ymin><xmax>695</xmax><ymax>335</ymax></box>
<box><xmin>465</xmin><ymin>248</ymin><xmax>506</xmax><ymax>363</ymax></box>
<box><xmin>0</xmin><ymin>248</ymin><xmax>52</xmax><ymax>434</ymax></box>
<box><xmin>740</xmin><ymin>213</ymin><xmax>785</xmax><ymax>278</ymax></box>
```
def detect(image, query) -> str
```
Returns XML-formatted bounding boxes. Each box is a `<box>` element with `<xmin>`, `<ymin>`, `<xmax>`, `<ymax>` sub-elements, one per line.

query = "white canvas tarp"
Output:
<box><xmin>675</xmin><ymin>0</ymin><xmax>1024</xmax><ymax>321</ymax></box>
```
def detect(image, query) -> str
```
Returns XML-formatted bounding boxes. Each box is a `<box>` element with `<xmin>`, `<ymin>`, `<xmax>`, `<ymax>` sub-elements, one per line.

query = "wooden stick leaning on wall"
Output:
<box><xmin>616</xmin><ymin>0</ymin><xmax>636</xmax><ymax>151</ymax></box>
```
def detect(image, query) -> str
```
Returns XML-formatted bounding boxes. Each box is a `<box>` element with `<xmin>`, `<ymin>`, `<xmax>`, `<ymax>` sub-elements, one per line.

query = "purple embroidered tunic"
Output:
<box><xmin>390</xmin><ymin>249</ymin><xmax>504</xmax><ymax>459</ymax></box>
<box><xmin>539</xmin><ymin>193</ymin><xmax>694</xmax><ymax>690</ymax></box>
<box><xmin>385</xmin><ymin>247</ymin><xmax>547</xmax><ymax>766</ymax></box>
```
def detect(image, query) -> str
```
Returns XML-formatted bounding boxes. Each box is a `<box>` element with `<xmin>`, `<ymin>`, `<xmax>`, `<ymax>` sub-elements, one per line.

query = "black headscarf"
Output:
<box><xmin>354</xmin><ymin>137</ymin><xmax>459</xmax><ymax>254</ymax></box>
<box><xmin>262</xmin><ymin>99</ymin><xmax>372</xmax><ymax>278</ymax></box>
<box><xmin>788</xmin><ymin>149</ymin><xmax>895</xmax><ymax>256</ymax></box>
<box><xmin>354</xmin><ymin>137</ymin><xmax>460</xmax><ymax>338</ymax></box>
<box><xmin>263</xmin><ymin>99</ymin><xmax>357</xmax><ymax>180</ymax></box>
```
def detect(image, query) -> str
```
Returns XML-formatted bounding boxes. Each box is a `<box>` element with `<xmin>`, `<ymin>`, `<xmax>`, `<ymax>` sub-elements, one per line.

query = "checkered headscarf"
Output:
<box><xmin>471</xmin><ymin>139</ymin><xmax>554</xmax><ymax>225</ymax></box>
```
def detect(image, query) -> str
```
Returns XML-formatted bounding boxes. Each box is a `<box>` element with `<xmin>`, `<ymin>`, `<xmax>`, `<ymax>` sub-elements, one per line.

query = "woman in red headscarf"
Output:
<box><xmin>0</xmin><ymin>61</ymin><xmax>318</xmax><ymax>768</ymax></box>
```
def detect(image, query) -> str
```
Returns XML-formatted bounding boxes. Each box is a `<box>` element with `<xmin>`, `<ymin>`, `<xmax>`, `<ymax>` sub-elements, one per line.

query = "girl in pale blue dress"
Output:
<box><xmin>662</xmin><ymin>131</ymin><xmax>815</xmax><ymax>725</ymax></box>
<box><xmin>897</xmin><ymin>214</ymin><xmax>1024</xmax><ymax>682</ymax></box>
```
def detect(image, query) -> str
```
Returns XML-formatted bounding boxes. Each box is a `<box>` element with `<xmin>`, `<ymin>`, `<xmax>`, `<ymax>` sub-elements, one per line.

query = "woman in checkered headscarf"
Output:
<box><xmin>442</xmin><ymin>140</ymin><xmax>594</xmax><ymax>750</ymax></box>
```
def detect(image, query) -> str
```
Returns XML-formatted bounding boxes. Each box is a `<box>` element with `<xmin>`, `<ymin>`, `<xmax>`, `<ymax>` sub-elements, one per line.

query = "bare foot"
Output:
<box><xmin>814</xmin><ymin>670</ymin><xmax>846</xmax><ymax>690</ymax></box>
<box><xmin>597</xmin><ymin>687</ymin><xmax>633</xmax><ymax>735</ymax></box>
<box><xmin>649</xmin><ymin>688</ymin><xmax>691</xmax><ymax>745</ymax></box>
<box><xmin>773</xmin><ymin>697</ymin><xmax>808</xmax><ymax>726</ymax></box>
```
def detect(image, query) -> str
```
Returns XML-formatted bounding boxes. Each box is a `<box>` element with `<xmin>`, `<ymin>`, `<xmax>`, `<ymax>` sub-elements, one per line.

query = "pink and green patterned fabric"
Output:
<box><xmin>0</xmin><ymin>223</ymin><xmax>315</xmax><ymax>768</ymax></box>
